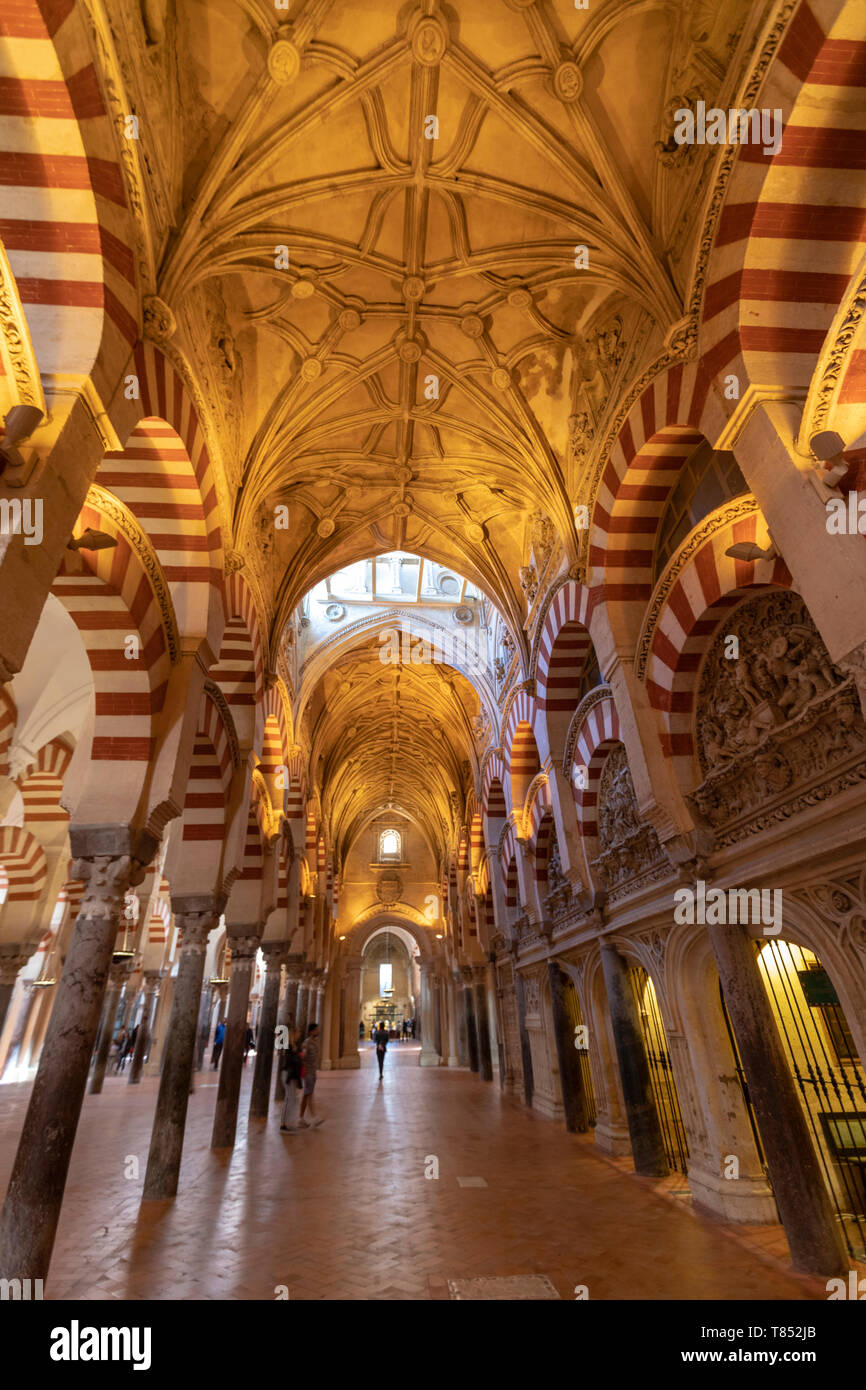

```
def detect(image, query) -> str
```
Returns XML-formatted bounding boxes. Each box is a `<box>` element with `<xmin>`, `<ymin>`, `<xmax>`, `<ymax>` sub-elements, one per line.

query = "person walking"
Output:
<box><xmin>279</xmin><ymin>1026</ymin><xmax>304</xmax><ymax>1133</ymax></box>
<box><xmin>374</xmin><ymin>1019</ymin><xmax>389</xmax><ymax>1081</ymax></box>
<box><xmin>243</xmin><ymin>1023</ymin><xmax>255</xmax><ymax>1064</ymax></box>
<box><xmin>299</xmin><ymin>1022</ymin><xmax>323</xmax><ymax>1128</ymax></box>
<box><xmin>112</xmin><ymin>1026</ymin><xmax>127</xmax><ymax>1073</ymax></box>
<box><xmin>212</xmin><ymin>1019</ymin><xmax>226</xmax><ymax>1069</ymax></box>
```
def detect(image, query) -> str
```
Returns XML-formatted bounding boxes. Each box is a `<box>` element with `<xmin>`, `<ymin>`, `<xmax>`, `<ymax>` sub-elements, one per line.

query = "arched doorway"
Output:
<box><xmin>755</xmin><ymin>939</ymin><xmax>866</xmax><ymax>1259</ymax></box>
<box><xmin>629</xmin><ymin>965</ymin><xmax>690</xmax><ymax>1174</ymax></box>
<box><xmin>360</xmin><ymin>926</ymin><xmax>418</xmax><ymax>1040</ymax></box>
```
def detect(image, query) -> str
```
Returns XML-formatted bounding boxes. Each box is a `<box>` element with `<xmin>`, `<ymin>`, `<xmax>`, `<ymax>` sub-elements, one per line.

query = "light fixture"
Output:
<box><xmin>339</xmin><ymin>934</ymin><xmax>346</xmax><ymax>940</ymax></box>
<box><xmin>435</xmin><ymin>933</ymin><xmax>443</xmax><ymax>939</ymax></box>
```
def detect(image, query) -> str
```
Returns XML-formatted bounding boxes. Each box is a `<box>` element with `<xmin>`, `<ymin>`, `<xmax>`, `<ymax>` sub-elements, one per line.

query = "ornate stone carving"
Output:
<box><xmin>635</xmin><ymin>498</ymin><xmax>760</xmax><ymax>680</ymax></box>
<box><xmin>85</xmin><ymin>484</ymin><xmax>180</xmax><ymax>665</ymax></box>
<box><xmin>789</xmin><ymin>871</ymin><xmax>866</xmax><ymax>961</ymax></box>
<box><xmin>376</xmin><ymin>870</ymin><xmax>403</xmax><ymax>906</ymax></box>
<box><xmin>142</xmin><ymin>295</ymin><xmax>176</xmax><ymax>343</ymax></box>
<box><xmin>696</xmin><ymin>593</ymin><xmax>846</xmax><ymax>773</ymax></box>
<box><xmin>0</xmin><ymin>242</ymin><xmax>45</xmax><ymax>411</ymax></box>
<box><xmin>68</xmin><ymin>855</ymin><xmax>137</xmax><ymax>920</ymax></box>
<box><xmin>589</xmin><ymin>746</ymin><xmax>669</xmax><ymax>899</ymax></box>
<box><xmin>690</xmin><ymin>592</ymin><xmax>866</xmax><ymax>844</ymax></box>
<box><xmin>518</xmin><ymin>565</ymin><xmax>538</xmax><ymax>606</ymax></box>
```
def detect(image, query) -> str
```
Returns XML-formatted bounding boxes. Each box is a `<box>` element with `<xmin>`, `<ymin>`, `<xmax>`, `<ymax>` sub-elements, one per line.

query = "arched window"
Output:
<box><xmin>379</xmin><ymin>828</ymin><xmax>401</xmax><ymax>861</ymax></box>
<box><xmin>654</xmin><ymin>443</ymin><xmax>748</xmax><ymax>581</ymax></box>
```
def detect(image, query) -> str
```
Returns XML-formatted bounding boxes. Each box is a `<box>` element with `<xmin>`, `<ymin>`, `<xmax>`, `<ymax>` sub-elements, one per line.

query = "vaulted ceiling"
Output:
<box><xmin>121</xmin><ymin>0</ymin><xmax>758</xmax><ymax>860</ymax></box>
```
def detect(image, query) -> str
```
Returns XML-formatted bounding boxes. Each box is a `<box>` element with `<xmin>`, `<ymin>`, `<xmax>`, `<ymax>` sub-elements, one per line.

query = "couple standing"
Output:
<box><xmin>279</xmin><ymin>1021</ymin><xmax>322</xmax><ymax>1132</ymax></box>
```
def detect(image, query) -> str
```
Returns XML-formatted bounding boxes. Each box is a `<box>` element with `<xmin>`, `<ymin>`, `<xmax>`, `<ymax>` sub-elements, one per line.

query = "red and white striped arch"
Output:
<box><xmin>209</xmin><ymin>572</ymin><xmax>264</xmax><ymax>752</ymax></box>
<box><xmin>500</xmin><ymin>821</ymin><xmax>519</xmax><ymax>891</ymax></box>
<box><xmin>456</xmin><ymin>829</ymin><xmax>469</xmax><ymax>873</ymax></box>
<box><xmin>17</xmin><ymin>736</ymin><xmax>73</xmax><ymax>830</ymax></box>
<box><xmin>0</xmin><ymin>687</ymin><xmax>16</xmax><ymax>779</ymax></box>
<box><xmin>0</xmin><ymin>0</ymin><xmax>139</xmax><ymax>391</ymax></box>
<box><xmin>644</xmin><ymin>519</ymin><xmax>795</xmax><ymax>784</ymax></box>
<box><xmin>481</xmin><ymin>750</ymin><xmax>508</xmax><ymax>834</ymax></box>
<box><xmin>534</xmin><ymin>580</ymin><xmax>596</xmax><ymax>708</ymax></box>
<box><xmin>701</xmin><ymin>1</ymin><xmax>866</xmax><ymax>404</ymax></box>
<box><xmin>170</xmin><ymin>687</ymin><xmax>234</xmax><ymax>892</ymax></box>
<box><xmin>469</xmin><ymin>812</ymin><xmax>484</xmax><ymax>875</ymax></box>
<box><xmin>0</xmin><ymin>825</ymin><xmax>47</xmax><ymax>907</ymax></box>
<box><xmin>570</xmin><ymin>694</ymin><xmax>621</xmax><ymax>842</ymax></box>
<box><xmin>225</xmin><ymin>802</ymin><xmax>266</xmax><ymax>925</ymax></box>
<box><xmin>50</xmin><ymin>493</ymin><xmax>172</xmax><ymax>823</ymax></box>
<box><xmin>99</xmin><ymin>351</ymin><xmax>227</xmax><ymax>647</ymax></box>
<box><xmin>590</xmin><ymin>411</ymin><xmax>707</xmax><ymax>611</ymax></box>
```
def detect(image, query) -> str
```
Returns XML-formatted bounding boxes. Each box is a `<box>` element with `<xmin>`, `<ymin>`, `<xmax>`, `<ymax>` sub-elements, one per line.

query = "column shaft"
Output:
<box><xmin>142</xmin><ymin>906</ymin><xmax>217</xmax><ymax>1198</ymax></box>
<box><xmin>708</xmin><ymin>921</ymin><xmax>846</xmax><ymax>1275</ymax></box>
<box><xmin>514</xmin><ymin>970</ymin><xmax>534</xmax><ymax>1107</ymax></box>
<box><xmin>128</xmin><ymin>974</ymin><xmax>160</xmax><ymax>1085</ymax></box>
<box><xmin>0</xmin><ymin>849</ymin><xmax>138</xmax><ymax>1281</ymax></box>
<box><xmin>250</xmin><ymin>947</ymin><xmax>284</xmax><ymax>1118</ymax></box>
<box><xmin>547</xmin><ymin>960</ymin><xmax>589</xmax><ymax>1133</ymax></box>
<box><xmin>474</xmin><ymin>978</ymin><xmax>493</xmax><ymax>1081</ymax></box>
<box><xmin>464</xmin><ymin>981</ymin><xmax>479</xmax><ymax>1073</ymax></box>
<box><xmin>211</xmin><ymin>931</ymin><xmax>259</xmax><ymax>1149</ymax></box>
<box><xmin>600</xmin><ymin>943</ymin><xmax>668</xmax><ymax>1177</ymax></box>
<box><xmin>89</xmin><ymin>972</ymin><xmax>126</xmax><ymax>1094</ymax></box>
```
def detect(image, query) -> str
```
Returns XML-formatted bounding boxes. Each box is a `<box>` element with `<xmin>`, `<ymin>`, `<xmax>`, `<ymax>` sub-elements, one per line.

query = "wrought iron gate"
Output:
<box><xmin>756</xmin><ymin>939</ymin><xmax>866</xmax><ymax>1260</ymax></box>
<box><xmin>563</xmin><ymin>977</ymin><xmax>597</xmax><ymax>1126</ymax></box>
<box><xmin>629</xmin><ymin>965</ymin><xmax>689</xmax><ymax>1173</ymax></box>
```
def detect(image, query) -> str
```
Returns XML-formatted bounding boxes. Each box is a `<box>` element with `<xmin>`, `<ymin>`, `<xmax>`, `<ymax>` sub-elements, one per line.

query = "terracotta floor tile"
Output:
<box><xmin>0</xmin><ymin>1044</ymin><xmax>832</xmax><ymax>1300</ymax></box>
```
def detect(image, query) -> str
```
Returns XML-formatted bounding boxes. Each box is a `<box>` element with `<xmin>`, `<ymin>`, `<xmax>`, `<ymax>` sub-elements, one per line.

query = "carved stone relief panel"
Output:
<box><xmin>589</xmin><ymin>745</ymin><xmax>670</xmax><ymax>902</ymax></box>
<box><xmin>691</xmin><ymin>592</ymin><xmax>866</xmax><ymax>845</ymax></box>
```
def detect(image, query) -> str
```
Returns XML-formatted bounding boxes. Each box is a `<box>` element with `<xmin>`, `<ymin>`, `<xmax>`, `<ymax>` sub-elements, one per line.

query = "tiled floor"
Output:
<box><xmin>0</xmin><ymin>1043</ymin><xmax>828</xmax><ymax>1300</ymax></box>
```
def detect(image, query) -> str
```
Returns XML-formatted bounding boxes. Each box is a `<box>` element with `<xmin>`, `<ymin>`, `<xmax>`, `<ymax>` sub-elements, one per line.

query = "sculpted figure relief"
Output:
<box><xmin>692</xmin><ymin>592</ymin><xmax>866</xmax><ymax>841</ymax></box>
<box><xmin>697</xmin><ymin>594</ymin><xmax>844</xmax><ymax>773</ymax></box>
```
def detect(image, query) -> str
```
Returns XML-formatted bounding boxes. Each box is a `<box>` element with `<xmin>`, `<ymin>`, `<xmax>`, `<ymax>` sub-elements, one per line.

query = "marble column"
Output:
<box><xmin>445</xmin><ymin>972</ymin><xmax>459</xmax><ymax>1066</ymax></box>
<box><xmin>338</xmin><ymin>955</ymin><xmax>362</xmax><ymax>1069</ymax></box>
<box><xmin>89</xmin><ymin>961</ymin><xmax>130</xmax><ymax>1094</ymax></box>
<box><xmin>250</xmin><ymin>942</ymin><xmax>286</xmax><ymax>1119</ymax></box>
<box><xmin>0</xmin><ymin>841</ymin><xmax>149</xmax><ymax>1282</ymax></box>
<box><xmin>295</xmin><ymin>972</ymin><xmax>310</xmax><ymax>1040</ymax></box>
<box><xmin>211</xmin><ymin>930</ymin><xmax>261</xmax><ymax>1149</ymax></box>
<box><xmin>273</xmin><ymin>962</ymin><xmax>301</xmax><ymax>1101</ymax></box>
<box><xmin>514</xmin><ymin>968</ymin><xmax>534</xmax><ymax>1107</ymax></box>
<box><xmin>128</xmin><ymin>971</ymin><xmax>160</xmax><ymax>1085</ymax></box>
<box><xmin>0</xmin><ymin>953</ymin><xmax>31</xmax><ymax>1041</ymax></box>
<box><xmin>708</xmin><ymin>920</ymin><xmax>847</xmax><ymax>1275</ymax></box>
<box><xmin>419</xmin><ymin>963</ymin><xmax>440</xmax><ymax>1066</ymax></box>
<box><xmin>600</xmin><ymin>942</ymin><xmax>668</xmax><ymax>1177</ymax></box>
<box><xmin>142</xmin><ymin>902</ymin><xmax>219</xmax><ymax>1198</ymax></box>
<box><xmin>432</xmin><ymin>972</ymin><xmax>443</xmax><ymax>1057</ymax></box>
<box><xmin>194</xmin><ymin>982</ymin><xmax>213</xmax><ymax>1073</ymax></box>
<box><xmin>453</xmin><ymin>970</ymin><xmax>468</xmax><ymax>1065</ymax></box>
<box><xmin>0</xmin><ymin>979</ymin><xmax>36</xmax><ymax>1078</ymax></box>
<box><xmin>547</xmin><ymin>959</ymin><xmax>589</xmax><ymax>1133</ymax></box>
<box><xmin>463</xmin><ymin>968</ymin><xmax>479</xmax><ymax>1073</ymax></box>
<box><xmin>474</xmin><ymin>966</ymin><xmax>493</xmax><ymax>1082</ymax></box>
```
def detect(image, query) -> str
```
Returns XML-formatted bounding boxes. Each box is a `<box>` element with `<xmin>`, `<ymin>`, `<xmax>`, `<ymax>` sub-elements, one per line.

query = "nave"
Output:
<box><xmin>0</xmin><ymin>1042</ymin><xmax>821</xmax><ymax>1302</ymax></box>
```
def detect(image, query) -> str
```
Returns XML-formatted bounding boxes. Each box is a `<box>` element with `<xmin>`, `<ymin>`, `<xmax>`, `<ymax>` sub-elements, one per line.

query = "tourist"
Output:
<box><xmin>359</xmin><ymin>1020</ymin><xmax>365</xmax><ymax>1039</ymax></box>
<box><xmin>112</xmin><ymin>1026</ymin><xmax>127</xmax><ymax>1072</ymax></box>
<box><xmin>212</xmin><ymin>1019</ymin><xmax>226</xmax><ymax>1068</ymax></box>
<box><xmin>279</xmin><ymin>1027</ymin><xmax>304</xmax><ymax>1133</ymax></box>
<box><xmin>374</xmin><ymin>1019</ymin><xmax>389</xmax><ymax>1080</ymax></box>
<box><xmin>299</xmin><ymin>1022</ymin><xmax>323</xmax><ymax>1128</ymax></box>
<box><xmin>243</xmin><ymin>1023</ymin><xmax>255</xmax><ymax>1063</ymax></box>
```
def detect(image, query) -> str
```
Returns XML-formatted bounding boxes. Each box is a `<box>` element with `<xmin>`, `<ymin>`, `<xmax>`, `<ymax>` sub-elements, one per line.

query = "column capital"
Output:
<box><xmin>175</xmin><ymin>904</ymin><xmax>221</xmax><ymax>952</ymax></box>
<box><xmin>142</xmin><ymin>969</ymin><xmax>162</xmax><ymax>989</ymax></box>
<box><xmin>68</xmin><ymin>852</ymin><xmax>138</xmax><ymax>919</ymax></box>
<box><xmin>261</xmin><ymin>940</ymin><xmax>289</xmax><ymax>967</ymax></box>
<box><xmin>460</xmin><ymin>965</ymin><xmax>474</xmax><ymax>985</ymax></box>
<box><xmin>0</xmin><ymin>950</ymin><xmax>33</xmax><ymax>986</ymax></box>
<box><xmin>227</xmin><ymin>928</ymin><xmax>262</xmax><ymax>965</ymax></box>
<box><xmin>108</xmin><ymin>957</ymin><xmax>134</xmax><ymax>986</ymax></box>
